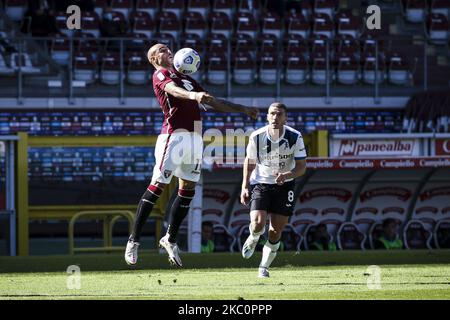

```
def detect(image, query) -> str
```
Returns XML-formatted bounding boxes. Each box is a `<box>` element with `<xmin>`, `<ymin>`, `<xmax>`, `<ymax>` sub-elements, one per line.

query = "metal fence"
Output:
<box><xmin>0</xmin><ymin>35</ymin><xmax>449</xmax><ymax>104</ymax></box>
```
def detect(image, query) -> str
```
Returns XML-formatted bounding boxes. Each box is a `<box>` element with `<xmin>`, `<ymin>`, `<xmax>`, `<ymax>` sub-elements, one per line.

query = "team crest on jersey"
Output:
<box><xmin>156</xmin><ymin>72</ymin><xmax>165</xmax><ymax>81</ymax></box>
<box><xmin>163</xmin><ymin>170</ymin><xmax>172</xmax><ymax>179</ymax></box>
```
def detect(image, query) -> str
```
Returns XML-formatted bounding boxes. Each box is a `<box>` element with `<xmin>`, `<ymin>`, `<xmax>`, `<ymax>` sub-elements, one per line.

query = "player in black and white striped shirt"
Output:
<box><xmin>240</xmin><ymin>103</ymin><xmax>307</xmax><ymax>278</ymax></box>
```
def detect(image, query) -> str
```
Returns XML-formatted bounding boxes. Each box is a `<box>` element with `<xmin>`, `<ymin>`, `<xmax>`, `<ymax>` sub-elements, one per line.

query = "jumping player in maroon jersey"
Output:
<box><xmin>125</xmin><ymin>43</ymin><xmax>259</xmax><ymax>267</ymax></box>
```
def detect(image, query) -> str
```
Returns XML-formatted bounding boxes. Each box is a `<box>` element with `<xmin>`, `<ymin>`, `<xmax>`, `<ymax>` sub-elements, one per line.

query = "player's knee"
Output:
<box><xmin>153</xmin><ymin>182</ymin><xmax>167</xmax><ymax>190</ymax></box>
<box><xmin>251</xmin><ymin>220</ymin><xmax>265</xmax><ymax>233</ymax></box>
<box><xmin>268</xmin><ymin>227</ymin><xmax>282</xmax><ymax>242</ymax></box>
<box><xmin>178</xmin><ymin>188</ymin><xmax>195</xmax><ymax>207</ymax></box>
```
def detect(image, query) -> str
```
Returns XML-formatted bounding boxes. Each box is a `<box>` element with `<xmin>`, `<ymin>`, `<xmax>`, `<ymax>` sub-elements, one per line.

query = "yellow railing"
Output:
<box><xmin>68</xmin><ymin>210</ymin><xmax>134</xmax><ymax>254</ymax></box>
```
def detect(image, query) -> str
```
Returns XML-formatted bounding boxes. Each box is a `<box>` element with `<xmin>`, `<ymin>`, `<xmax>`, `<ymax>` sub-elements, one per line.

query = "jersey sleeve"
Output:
<box><xmin>246</xmin><ymin>135</ymin><xmax>257</xmax><ymax>160</ymax></box>
<box><xmin>154</xmin><ymin>69</ymin><xmax>173</xmax><ymax>91</ymax></box>
<box><xmin>294</xmin><ymin>135</ymin><xmax>307</xmax><ymax>160</ymax></box>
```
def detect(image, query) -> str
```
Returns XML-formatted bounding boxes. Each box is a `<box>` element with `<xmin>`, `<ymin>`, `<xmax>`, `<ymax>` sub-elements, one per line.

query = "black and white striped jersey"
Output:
<box><xmin>246</xmin><ymin>125</ymin><xmax>307</xmax><ymax>185</ymax></box>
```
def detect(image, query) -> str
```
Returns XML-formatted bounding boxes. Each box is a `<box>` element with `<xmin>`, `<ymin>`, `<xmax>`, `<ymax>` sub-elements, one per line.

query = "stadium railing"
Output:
<box><xmin>0</xmin><ymin>35</ymin><xmax>448</xmax><ymax>104</ymax></box>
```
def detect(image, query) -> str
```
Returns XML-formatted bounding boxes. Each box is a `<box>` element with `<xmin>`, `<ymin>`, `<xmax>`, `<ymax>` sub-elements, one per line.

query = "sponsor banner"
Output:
<box><xmin>299</xmin><ymin>188</ymin><xmax>352</xmax><ymax>203</ymax></box>
<box><xmin>212</xmin><ymin>157</ymin><xmax>450</xmax><ymax>169</ymax></box>
<box><xmin>332</xmin><ymin>139</ymin><xmax>421</xmax><ymax>157</ymax></box>
<box><xmin>360</xmin><ymin>187</ymin><xmax>412</xmax><ymax>202</ymax></box>
<box><xmin>435</xmin><ymin>139</ymin><xmax>450</xmax><ymax>156</ymax></box>
<box><xmin>419</xmin><ymin>186</ymin><xmax>450</xmax><ymax>201</ymax></box>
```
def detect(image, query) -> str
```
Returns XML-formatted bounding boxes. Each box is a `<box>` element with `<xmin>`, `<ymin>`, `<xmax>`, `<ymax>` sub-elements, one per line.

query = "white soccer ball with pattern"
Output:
<box><xmin>173</xmin><ymin>48</ymin><xmax>201</xmax><ymax>75</ymax></box>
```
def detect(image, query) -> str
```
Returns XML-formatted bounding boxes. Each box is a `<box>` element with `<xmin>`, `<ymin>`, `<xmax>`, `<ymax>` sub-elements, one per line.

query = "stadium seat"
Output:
<box><xmin>362</xmin><ymin>55</ymin><xmax>386</xmax><ymax>85</ymax></box>
<box><xmin>238</xmin><ymin>0</ymin><xmax>261</xmax><ymax>15</ymax></box>
<box><xmin>208</xmin><ymin>33</ymin><xmax>229</xmax><ymax>52</ymax></box>
<box><xmin>311</xmin><ymin>13</ymin><xmax>334</xmax><ymax>39</ymax></box>
<box><xmin>180</xmin><ymin>33</ymin><xmax>206</xmax><ymax>55</ymax></box>
<box><xmin>51</xmin><ymin>34</ymin><xmax>70</xmax><ymax>66</ymax></box>
<box><xmin>314</xmin><ymin>0</ymin><xmax>336</xmax><ymax>18</ymax></box>
<box><xmin>310</xmin><ymin>35</ymin><xmax>329</xmax><ymax>56</ymax></box>
<box><xmin>136</xmin><ymin>0</ymin><xmax>160</xmax><ymax>19</ymax></box>
<box><xmin>259</xmin><ymin>33</ymin><xmax>279</xmax><ymax>53</ymax></box>
<box><xmin>434</xmin><ymin>220</ymin><xmax>450</xmax><ymax>249</ymax></box>
<box><xmin>202</xmin><ymin>209</ymin><xmax>226</xmax><ymax>225</ymax></box>
<box><xmin>402</xmin><ymin>0</ymin><xmax>427</xmax><ymax>23</ymax></box>
<box><xmin>187</xmin><ymin>0</ymin><xmax>210</xmax><ymax>20</ymax></box>
<box><xmin>126</xmin><ymin>51</ymin><xmax>149</xmax><ymax>85</ymax></box>
<box><xmin>387</xmin><ymin>53</ymin><xmax>411</xmax><ymax>85</ymax></box>
<box><xmin>403</xmin><ymin>219</ymin><xmax>432</xmax><ymax>249</ymax></box>
<box><xmin>368</xmin><ymin>222</ymin><xmax>383</xmax><ymax>249</ymax></box>
<box><xmin>367</xmin><ymin>219</ymin><xmax>403</xmax><ymax>249</ymax></box>
<box><xmin>261</xmin><ymin>12</ymin><xmax>283</xmax><ymax>39</ymax></box>
<box><xmin>335</xmin><ymin>54</ymin><xmax>359</xmax><ymax>85</ymax></box>
<box><xmin>212</xmin><ymin>224</ymin><xmax>237</xmax><ymax>252</ymax></box>
<box><xmin>73</xmin><ymin>53</ymin><xmax>97</xmax><ymax>84</ymax></box>
<box><xmin>234</xmin><ymin>33</ymin><xmax>257</xmax><ymax>58</ymax></box>
<box><xmin>336</xmin><ymin>222</ymin><xmax>366</xmax><ymax>250</ymax></box>
<box><xmin>184</xmin><ymin>11</ymin><xmax>208</xmax><ymax>38</ymax></box>
<box><xmin>0</xmin><ymin>53</ymin><xmax>14</xmax><ymax>75</ymax></box>
<box><xmin>286</xmin><ymin>11</ymin><xmax>310</xmax><ymax>38</ymax></box>
<box><xmin>153</xmin><ymin>32</ymin><xmax>177</xmax><ymax>49</ymax></box>
<box><xmin>93</xmin><ymin>0</ymin><xmax>108</xmax><ymax>18</ymax></box>
<box><xmin>284</xmin><ymin>53</ymin><xmax>309</xmax><ymax>85</ymax></box>
<box><xmin>210</xmin><ymin>11</ymin><xmax>233</xmax><ymax>38</ymax></box>
<box><xmin>111</xmin><ymin>0</ymin><xmax>133</xmax><ymax>19</ymax></box>
<box><xmin>336</xmin><ymin>9</ymin><xmax>361</xmax><ymax>39</ymax></box>
<box><xmin>236</xmin><ymin>12</ymin><xmax>258</xmax><ymax>39</ymax></box>
<box><xmin>298</xmin><ymin>0</ymin><xmax>313</xmax><ymax>19</ymax></box>
<box><xmin>212</xmin><ymin>0</ymin><xmax>235</xmax><ymax>19</ymax></box>
<box><xmin>206</xmin><ymin>50</ymin><xmax>227</xmax><ymax>85</ymax></box>
<box><xmin>130</xmin><ymin>11</ymin><xmax>156</xmax><ymax>39</ymax></box>
<box><xmin>161</xmin><ymin>0</ymin><xmax>185</xmax><ymax>19</ymax></box>
<box><xmin>233</xmin><ymin>50</ymin><xmax>256</xmax><ymax>84</ymax></box>
<box><xmin>290</xmin><ymin>219</ymin><xmax>315</xmax><ymax>237</ymax></box>
<box><xmin>228</xmin><ymin>208</ymin><xmax>250</xmax><ymax>235</ymax></box>
<box><xmin>100</xmin><ymin>53</ymin><xmax>121</xmax><ymax>85</ymax></box>
<box><xmin>157</xmin><ymin>11</ymin><xmax>182</xmax><ymax>41</ymax></box>
<box><xmin>55</xmin><ymin>11</ymin><xmax>74</xmax><ymax>38</ymax></box>
<box><xmin>284</xmin><ymin>34</ymin><xmax>309</xmax><ymax>58</ymax></box>
<box><xmin>303</xmin><ymin>223</ymin><xmax>336</xmax><ymax>250</ymax></box>
<box><xmin>280</xmin><ymin>224</ymin><xmax>303</xmax><ymax>251</ymax></box>
<box><xmin>258</xmin><ymin>51</ymin><xmax>278</xmax><ymax>85</ymax></box>
<box><xmin>430</xmin><ymin>0</ymin><xmax>450</xmax><ymax>17</ymax></box>
<box><xmin>81</xmin><ymin>11</ymin><xmax>101</xmax><ymax>38</ymax></box>
<box><xmin>334</xmin><ymin>34</ymin><xmax>359</xmax><ymax>59</ymax></box>
<box><xmin>311</xmin><ymin>53</ymin><xmax>329</xmax><ymax>85</ymax></box>
<box><xmin>425</xmin><ymin>13</ymin><xmax>449</xmax><ymax>44</ymax></box>
<box><xmin>76</xmin><ymin>33</ymin><xmax>100</xmax><ymax>60</ymax></box>
<box><xmin>9</xmin><ymin>52</ymin><xmax>40</xmax><ymax>74</ymax></box>
<box><xmin>5</xmin><ymin>0</ymin><xmax>27</xmax><ymax>22</ymax></box>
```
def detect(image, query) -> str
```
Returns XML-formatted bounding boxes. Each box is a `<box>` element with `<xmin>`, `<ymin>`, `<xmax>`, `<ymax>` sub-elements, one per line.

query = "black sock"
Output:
<box><xmin>130</xmin><ymin>184</ymin><xmax>163</xmax><ymax>242</ymax></box>
<box><xmin>167</xmin><ymin>188</ymin><xmax>195</xmax><ymax>243</ymax></box>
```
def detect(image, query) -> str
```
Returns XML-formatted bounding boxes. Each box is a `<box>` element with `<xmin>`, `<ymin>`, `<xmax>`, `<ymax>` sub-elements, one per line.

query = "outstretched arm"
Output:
<box><xmin>203</xmin><ymin>94</ymin><xmax>259</xmax><ymax>120</ymax></box>
<box><xmin>164</xmin><ymin>82</ymin><xmax>208</xmax><ymax>103</ymax></box>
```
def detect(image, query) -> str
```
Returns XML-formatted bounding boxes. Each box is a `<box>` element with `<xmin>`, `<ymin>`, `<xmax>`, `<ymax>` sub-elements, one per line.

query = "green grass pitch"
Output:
<box><xmin>1</xmin><ymin>251</ymin><xmax>450</xmax><ymax>300</ymax></box>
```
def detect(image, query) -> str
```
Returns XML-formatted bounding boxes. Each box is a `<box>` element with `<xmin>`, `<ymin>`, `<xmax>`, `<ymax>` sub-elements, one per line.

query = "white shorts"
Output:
<box><xmin>151</xmin><ymin>132</ymin><xmax>203</xmax><ymax>184</ymax></box>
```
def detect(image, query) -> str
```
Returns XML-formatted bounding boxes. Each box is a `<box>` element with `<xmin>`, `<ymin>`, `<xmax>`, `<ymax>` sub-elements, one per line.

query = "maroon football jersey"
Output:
<box><xmin>152</xmin><ymin>68</ymin><xmax>205</xmax><ymax>134</ymax></box>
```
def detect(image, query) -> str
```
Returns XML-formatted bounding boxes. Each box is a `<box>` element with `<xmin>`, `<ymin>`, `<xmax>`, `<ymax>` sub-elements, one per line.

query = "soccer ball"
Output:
<box><xmin>173</xmin><ymin>48</ymin><xmax>201</xmax><ymax>75</ymax></box>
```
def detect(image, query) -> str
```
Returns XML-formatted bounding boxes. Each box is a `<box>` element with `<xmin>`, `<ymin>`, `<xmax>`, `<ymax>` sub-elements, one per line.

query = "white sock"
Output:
<box><xmin>260</xmin><ymin>240</ymin><xmax>280</xmax><ymax>269</ymax></box>
<box><xmin>249</xmin><ymin>224</ymin><xmax>265</xmax><ymax>242</ymax></box>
